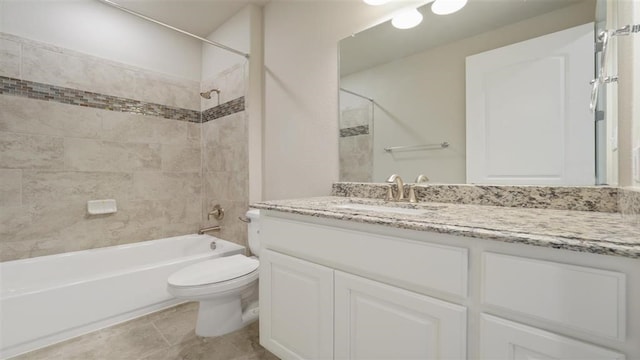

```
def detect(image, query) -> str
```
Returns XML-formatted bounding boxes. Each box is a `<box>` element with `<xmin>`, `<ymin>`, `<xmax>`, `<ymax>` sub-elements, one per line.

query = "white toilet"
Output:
<box><xmin>167</xmin><ymin>209</ymin><xmax>261</xmax><ymax>337</ymax></box>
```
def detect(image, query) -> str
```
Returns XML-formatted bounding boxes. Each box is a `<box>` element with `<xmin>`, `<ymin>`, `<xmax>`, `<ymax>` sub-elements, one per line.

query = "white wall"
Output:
<box><xmin>0</xmin><ymin>0</ymin><xmax>202</xmax><ymax>81</ymax></box>
<box><xmin>263</xmin><ymin>0</ymin><xmax>426</xmax><ymax>200</ymax></box>
<box><xmin>201</xmin><ymin>6</ymin><xmax>251</xmax><ymax>81</ymax></box>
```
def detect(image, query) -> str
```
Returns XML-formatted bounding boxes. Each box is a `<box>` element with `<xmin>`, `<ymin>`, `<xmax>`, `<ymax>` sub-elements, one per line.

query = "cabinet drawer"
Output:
<box><xmin>482</xmin><ymin>252</ymin><xmax>625</xmax><ymax>340</ymax></box>
<box><xmin>262</xmin><ymin>216</ymin><xmax>468</xmax><ymax>297</ymax></box>
<box><xmin>480</xmin><ymin>314</ymin><xmax>625</xmax><ymax>360</ymax></box>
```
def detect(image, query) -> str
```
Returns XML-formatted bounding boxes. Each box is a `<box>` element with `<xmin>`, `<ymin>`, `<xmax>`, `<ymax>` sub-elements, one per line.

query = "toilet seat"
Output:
<box><xmin>167</xmin><ymin>255</ymin><xmax>259</xmax><ymax>299</ymax></box>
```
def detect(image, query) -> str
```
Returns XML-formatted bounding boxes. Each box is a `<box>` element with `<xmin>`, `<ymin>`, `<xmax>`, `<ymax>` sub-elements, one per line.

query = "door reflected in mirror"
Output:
<box><xmin>338</xmin><ymin>0</ymin><xmax>618</xmax><ymax>186</ymax></box>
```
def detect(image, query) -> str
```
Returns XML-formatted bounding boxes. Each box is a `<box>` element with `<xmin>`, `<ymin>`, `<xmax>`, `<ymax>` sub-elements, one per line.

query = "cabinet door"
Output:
<box><xmin>480</xmin><ymin>314</ymin><xmax>625</xmax><ymax>360</ymax></box>
<box><xmin>334</xmin><ymin>271</ymin><xmax>467</xmax><ymax>360</ymax></box>
<box><xmin>259</xmin><ymin>250</ymin><xmax>334</xmax><ymax>360</ymax></box>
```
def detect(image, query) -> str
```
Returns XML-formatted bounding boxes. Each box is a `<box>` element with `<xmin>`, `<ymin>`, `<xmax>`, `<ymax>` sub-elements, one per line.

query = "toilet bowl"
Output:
<box><xmin>167</xmin><ymin>209</ymin><xmax>261</xmax><ymax>337</ymax></box>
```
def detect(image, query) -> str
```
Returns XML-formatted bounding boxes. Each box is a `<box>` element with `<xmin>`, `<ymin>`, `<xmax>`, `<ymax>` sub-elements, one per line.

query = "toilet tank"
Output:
<box><xmin>246</xmin><ymin>209</ymin><xmax>261</xmax><ymax>256</ymax></box>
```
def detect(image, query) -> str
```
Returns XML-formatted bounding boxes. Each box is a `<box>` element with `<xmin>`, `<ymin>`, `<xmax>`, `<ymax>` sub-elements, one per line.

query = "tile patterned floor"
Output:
<box><xmin>12</xmin><ymin>302</ymin><xmax>278</xmax><ymax>360</ymax></box>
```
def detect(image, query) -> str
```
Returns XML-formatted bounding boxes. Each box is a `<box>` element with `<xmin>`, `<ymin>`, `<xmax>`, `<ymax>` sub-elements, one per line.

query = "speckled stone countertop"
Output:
<box><xmin>251</xmin><ymin>197</ymin><xmax>640</xmax><ymax>259</ymax></box>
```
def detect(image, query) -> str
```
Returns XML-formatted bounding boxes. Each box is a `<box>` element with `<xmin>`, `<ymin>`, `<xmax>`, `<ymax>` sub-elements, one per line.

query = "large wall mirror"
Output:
<box><xmin>339</xmin><ymin>0</ymin><xmax>619</xmax><ymax>186</ymax></box>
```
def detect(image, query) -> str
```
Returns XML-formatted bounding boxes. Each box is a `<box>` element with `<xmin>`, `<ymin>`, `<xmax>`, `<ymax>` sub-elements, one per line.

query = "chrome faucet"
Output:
<box><xmin>386</xmin><ymin>174</ymin><xmax>405</xmax><ymax>201</ymax></box>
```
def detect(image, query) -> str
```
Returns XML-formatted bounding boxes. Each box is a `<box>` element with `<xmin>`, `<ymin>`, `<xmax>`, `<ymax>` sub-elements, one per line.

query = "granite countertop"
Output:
<box><xmin>251</xmin><ymin>196</ymin><xmax>640</xmax><ymax>259</ymax></box>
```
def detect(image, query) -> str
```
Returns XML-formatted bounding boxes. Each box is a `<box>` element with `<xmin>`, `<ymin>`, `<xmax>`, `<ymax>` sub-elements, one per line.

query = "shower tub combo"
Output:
<box><xmin>0</xmin><ymin>234</ymin><xmax>245</xmax><ymax>359</ymax></box>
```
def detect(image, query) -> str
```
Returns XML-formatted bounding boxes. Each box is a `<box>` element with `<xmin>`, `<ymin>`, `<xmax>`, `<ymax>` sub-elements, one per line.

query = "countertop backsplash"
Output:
<box><xmin>331</xmin><ymin>182</ymin><xmax>621</xmax><ymax>213</ymax></box>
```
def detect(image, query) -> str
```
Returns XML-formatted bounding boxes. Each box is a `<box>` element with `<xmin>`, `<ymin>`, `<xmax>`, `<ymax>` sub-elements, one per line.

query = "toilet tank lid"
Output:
<box><xmin>246</xmin><ymin>209</ymin><xmax>260</xmax><ymax>219</ymax></box>
<box><xmin>168</xmin><ymin>255</ymin><xmax>259</xmax><ymax>287</ymax></box>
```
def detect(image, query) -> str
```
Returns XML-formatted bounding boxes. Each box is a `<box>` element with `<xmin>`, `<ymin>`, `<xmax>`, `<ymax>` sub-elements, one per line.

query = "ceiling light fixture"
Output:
<box><xmin>431</xmin><ymin>0</ymin><xmax>468</xmax><ymax>15</ymax></box>
<box><xmin>391</xmin><ymin>8</ymin><xmax>423</xmax><ymax>29</ymax></box>
<box><xmin>363</xmin><ymin>0</ymin><xmax>390</xmax><ymax>5</ymax></box>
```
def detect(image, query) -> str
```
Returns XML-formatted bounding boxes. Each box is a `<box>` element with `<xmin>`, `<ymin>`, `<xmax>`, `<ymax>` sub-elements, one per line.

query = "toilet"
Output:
<box><xmin>167</xmin><ymin>209</ymin><xmax>261</xmax><ymax>337</ymax></box>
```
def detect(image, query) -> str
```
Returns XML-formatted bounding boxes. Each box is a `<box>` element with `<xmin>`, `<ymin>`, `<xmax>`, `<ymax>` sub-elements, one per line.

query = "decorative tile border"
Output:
<box><xmin>331</xmin><ymin>182</ymin><xmax>621</xmax><ymax>213</ymax></box>
<box><xmin>0</xmin><ymin>76</ymin><xmax>201</xmax><ymax>122</ymax></box>
<box><xmin>202</xmin><ymin>97</ymin><xmax>245</xmax><ymax>123</ymax></box>
<box><xmin>340</xmin><ymin>125</ymin><xmax>369</xmax><ymax>137</ymax></box>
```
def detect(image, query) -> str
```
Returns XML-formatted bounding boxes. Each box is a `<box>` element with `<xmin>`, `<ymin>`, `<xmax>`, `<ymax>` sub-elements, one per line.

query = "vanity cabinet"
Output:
<box><xmin>258</xmin><ymin>211</ymin><xmax>638</xmax><ymax>359</ymax></box>
<box><xmin>260</xmin><ymin>248</ymin><xmax>467</xmax><ymax>360</ymax></box>
<box><xmin>259</xmin><ymin>249</ymin><xmax>333</xmax><ymax>359</ymax></box>
<box><xmin>334</xmin><ymin>271</ymin><xmax>466</xmax><ymax>359</ymax></box>
<box><xmin>480</xmin><ymin>314</ymin><xmax>625</xmax><ymax>360</ymax></box>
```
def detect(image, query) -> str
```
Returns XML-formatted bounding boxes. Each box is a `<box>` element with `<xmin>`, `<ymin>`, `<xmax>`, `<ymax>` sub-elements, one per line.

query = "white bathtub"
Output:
<box><xmin>0</xmin><ymin>234</ymin><xmax>245</xmax><ymax>359</ymax></box>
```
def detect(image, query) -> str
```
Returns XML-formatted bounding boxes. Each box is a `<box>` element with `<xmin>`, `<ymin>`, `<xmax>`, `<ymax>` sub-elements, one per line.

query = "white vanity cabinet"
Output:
<box><xmin>258</xmin><ymin>211</ymin><xmax>639</xmax><ymax>360</ymax></box>
<box><xmin>259</xmin><ymin>249</ymin><xmax>334</xmax><ymax>359</ymax></box>
<box><xmin>480</xmin><ymin>314</ymin><xmax>625</xmax><ymax>360</ymax></box>
<box><xmin>334</xmin><ymin>271</ymin><xmax>466</xmax><ymax>359</ymax></box>
<box><xmin>259</xmin><ymin>248</ymin><xmax>467</xmax><ymax>360</ymax></box>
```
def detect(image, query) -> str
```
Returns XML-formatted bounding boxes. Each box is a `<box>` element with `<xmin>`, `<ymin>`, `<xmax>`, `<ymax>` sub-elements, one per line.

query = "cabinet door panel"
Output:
<box><xmin>480</xmin><ymin>314</ymin><xmax>625</xmax><ymax>360</ymax></box>
<box><xmin>260</xmin><ymin>250</ymin><xmax>334</xmax><ymax>360</ymax></box>
<box><xmin>334</xmin><ymin>271</ymin><xmax>466</xmax><ymax>360</ymax></box>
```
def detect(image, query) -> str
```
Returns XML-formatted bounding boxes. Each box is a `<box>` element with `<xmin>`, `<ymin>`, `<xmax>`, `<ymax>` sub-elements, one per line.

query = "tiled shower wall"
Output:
<box><xmin>200</xmin><ymin>64</ymin><xmax>250</xmax><ymax>250</ymax></box>
<box><xmin>0</xmin><ymin>34</ymin><xmax>248</xmax><ymax>261</ymax></box>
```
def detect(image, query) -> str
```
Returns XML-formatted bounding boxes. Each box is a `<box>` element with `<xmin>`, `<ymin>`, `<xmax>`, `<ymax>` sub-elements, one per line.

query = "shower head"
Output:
<box><xmin>200</xmin><ymin>89</ymin><xmax>220</xmax><ymax>99</ymax></box>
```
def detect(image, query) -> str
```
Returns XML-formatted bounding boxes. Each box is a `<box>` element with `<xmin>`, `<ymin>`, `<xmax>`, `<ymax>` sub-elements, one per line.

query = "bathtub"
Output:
<box><xmin>0</xmin><ymin>234</ymin><xmax>245</xmax><ymax>359</ymax></box>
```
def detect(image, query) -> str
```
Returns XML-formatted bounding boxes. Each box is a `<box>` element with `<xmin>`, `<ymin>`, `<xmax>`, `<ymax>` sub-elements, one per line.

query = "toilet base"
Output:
<box><xmin>195</xmin><ymin>296</ymin><xmax>243</xmax><ymax>337</ymax></box>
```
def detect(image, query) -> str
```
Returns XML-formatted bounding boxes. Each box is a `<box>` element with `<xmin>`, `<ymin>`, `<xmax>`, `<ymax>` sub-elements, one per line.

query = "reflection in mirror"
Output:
<box><xmin>339</xmin><ymin>0</ymin><xmax>618</xmax><ymax>186</ymax></box>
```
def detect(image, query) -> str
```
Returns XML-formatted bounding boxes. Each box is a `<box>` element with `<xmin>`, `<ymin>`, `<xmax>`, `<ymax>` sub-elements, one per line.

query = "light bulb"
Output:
<box><xmin>391</xmin><ymin>8</ymin><xmax>423</xmax><ymax>29</ymax></box>
<box><xmin>431</xmin><ymin>0</ymin><xmax>468</xmax><ymax>15</ymax></box>
<box><xmin>363</xmin><ymin>0</ymin><xmax>390</xmax><ymax>5</ymax></box>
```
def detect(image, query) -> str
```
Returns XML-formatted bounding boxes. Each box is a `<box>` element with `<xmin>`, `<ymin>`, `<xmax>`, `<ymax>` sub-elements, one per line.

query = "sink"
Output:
<box><xmin>333</xmin><ymin>203</ymin><xmax>434</xmax><ymax>216</ymax></box>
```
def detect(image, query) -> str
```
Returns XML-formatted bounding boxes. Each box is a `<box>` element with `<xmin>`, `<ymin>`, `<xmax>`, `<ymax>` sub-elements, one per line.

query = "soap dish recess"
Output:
<box><xmin>87</xmin><ymin>199</ymin><xmax>117</xmax><ymax>215</ymax></box>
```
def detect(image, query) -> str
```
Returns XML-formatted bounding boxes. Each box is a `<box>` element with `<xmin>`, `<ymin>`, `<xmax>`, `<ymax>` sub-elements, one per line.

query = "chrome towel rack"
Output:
<box><xmin>384</xmin><ymin>142</ymin><xmax>449</xmax><ymax>153</ymax></box>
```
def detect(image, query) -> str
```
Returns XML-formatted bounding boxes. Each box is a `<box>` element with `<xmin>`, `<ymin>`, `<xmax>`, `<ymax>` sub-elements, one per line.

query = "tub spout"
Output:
<box><xmin>198</xmin><ymin>226</ymin><xmax>221</xmax><ymax>235</ymax></box>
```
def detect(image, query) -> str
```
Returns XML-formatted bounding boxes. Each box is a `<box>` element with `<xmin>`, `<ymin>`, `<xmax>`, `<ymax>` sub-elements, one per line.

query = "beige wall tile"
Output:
<box><xmin>187</xmin><ymin>122</ymin><xmax>201</xmax><ymax>142</ymax></box>
<box><xmin>0</xmin><ymin>96</ymin><xmax>103</xmax><ymax>138</ymax></box>
<box><xmin>161</xmin><ymin>143</ymin><xmax>201</xmax><ymax>172</ymax></box>
<box><xmin>0</xmin><ymin>38</ymin><xmax>21</xmax><ymax>78</ymax></box>
<box><xmin>133</xmin><ymin>172</ymin><xmax>201</xmax><ymax>201</ymax></box>
<box><xmin>0</xmin><ymin>169</ymin><xmax>21</xmax><ymax>207</ymax></box>
<box><xmin>104</xmin><ymin>200</ymin><xmax>166</xmax><ymax>246</ymax></box>
<box><xmin>22</xmin><ymin>170</ymin><xmax>132</xmax><ymax>205</ymax></box>
<box><xmin>0</xmin><ymin>132</ymin><xmax>64</xmax><ymax>169</ymax></box>
<box><xmin>101</xmin><ymin>113</ymin><xmax>190</xmax><ymax>145</ymax></box>
<box><xmin>205</xmin><ymin>171</ymin><xmax>248</xmax><ymax>202</ymax></box>
<box><xmin>21</xmin><ymin>44</ymin><xmax>200</xmax><ymax>110</ymax></box>
<box><xmin>64</xmin><ymin>138</ymin><xmax>161</xmax><ymax>172</ymax></box>
<box><xmin>163</xmin><ymin>196</ymin><xmax>201</xmax><ymax>225</ymax></box>
<box><xmin>203</xmin><ymin>112</ymin><xmax>248</xmax><ymax>173</ymax></box>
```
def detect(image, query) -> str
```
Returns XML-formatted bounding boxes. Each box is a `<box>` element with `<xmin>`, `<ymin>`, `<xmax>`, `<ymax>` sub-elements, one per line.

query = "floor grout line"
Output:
<box><xmin>150</xmin><ymin>321</ymin><xmax>173</xmax><ymax>348</ymax></box>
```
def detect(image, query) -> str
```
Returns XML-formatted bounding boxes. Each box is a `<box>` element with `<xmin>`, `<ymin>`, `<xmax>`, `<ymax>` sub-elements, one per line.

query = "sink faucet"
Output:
<box><xmin>386</xmin><ymin>174</ymin><xmax>405</xmax><ymax>201</ymax></box>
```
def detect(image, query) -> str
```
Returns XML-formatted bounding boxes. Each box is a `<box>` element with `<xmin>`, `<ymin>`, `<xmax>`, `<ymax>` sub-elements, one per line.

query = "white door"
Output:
<box><xmin>334</xmin><ymin>271</ymin><xmax>467</xmax><ymax>360</ymax></box>
<box><xmin>259</xmin><ymin>250</ymin><xmax>334</xmax><ymax>360</ymax></box>
<box><xmin>466</xmin><ymin>23</ymin><xmax>595</xmax><ymax>185</ymax></box>
<box><xmin>480</xmin><ymin>314</ymin><xmax>625</xmax><ymax>360</ymax></box>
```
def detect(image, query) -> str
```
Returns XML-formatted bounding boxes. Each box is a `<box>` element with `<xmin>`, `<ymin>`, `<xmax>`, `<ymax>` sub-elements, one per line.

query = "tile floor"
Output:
<box><xmin>12</xmin><ymin>302</ymin><xmax>278</xmax><ymax>360</ymax></box>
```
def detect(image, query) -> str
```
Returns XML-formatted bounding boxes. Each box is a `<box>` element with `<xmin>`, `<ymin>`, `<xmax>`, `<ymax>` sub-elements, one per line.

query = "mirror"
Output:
<box><xmin>339</xmin><ymin>0</ymin><xmax>617</xmax><ymax>185</ymax></box>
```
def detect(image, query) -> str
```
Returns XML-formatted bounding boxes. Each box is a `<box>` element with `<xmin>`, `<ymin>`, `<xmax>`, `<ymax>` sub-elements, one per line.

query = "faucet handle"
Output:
<box><xmin>415</xmin><ymin>174</ymin><xmax>429</xmax><ymax>183</ymax></box>
<box><xmin>408</xmin><ymin>186</ymin><xmax>418</xmax><ymax>203</ymax></box>
<box><xmin>385</xmin><ymin>185</ymin><xmax>395</xmax><ymax>201</ymax></box>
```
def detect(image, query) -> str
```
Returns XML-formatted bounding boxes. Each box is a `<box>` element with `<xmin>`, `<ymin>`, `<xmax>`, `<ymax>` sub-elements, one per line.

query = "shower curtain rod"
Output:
<box><xmin>340</xmin><ymin>88</ymin><xmax>374</xmax><ymax>102</ymax></box>
<box><xmin>95</xmin><ymin>0</ymin><xmax>250</xmax><ymax>59</ymax></box>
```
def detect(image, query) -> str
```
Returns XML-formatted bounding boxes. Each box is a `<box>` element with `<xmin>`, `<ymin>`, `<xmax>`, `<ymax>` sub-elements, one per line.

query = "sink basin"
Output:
<box><xmin>333</xmin><ymin>203</ymin><xmax>433</xmax><ymax>216</ymax></box>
